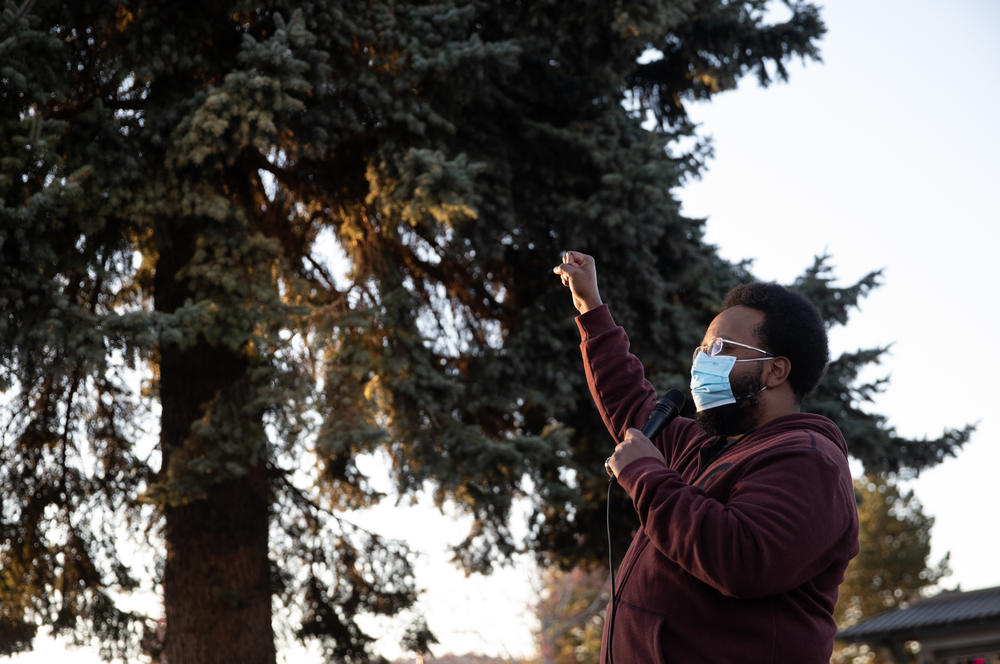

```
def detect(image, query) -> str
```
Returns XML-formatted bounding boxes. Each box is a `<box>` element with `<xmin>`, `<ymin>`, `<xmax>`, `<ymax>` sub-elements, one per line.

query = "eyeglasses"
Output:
<box><xmin>693</xmin><ymin>337</ymin><xmax>775</xmax><ymax>362</ymax></box>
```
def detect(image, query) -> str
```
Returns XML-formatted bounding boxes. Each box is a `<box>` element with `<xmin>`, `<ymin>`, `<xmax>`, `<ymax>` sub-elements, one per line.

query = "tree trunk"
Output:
<box><xmin>162</xmin><ymin>472</ymin><xmax>274</xmax><ymax>664</ymax></box>
<box><xmin>155</xmin><ymin>219</ymin><xmax>276</xmax><ymax>664</ymax></box>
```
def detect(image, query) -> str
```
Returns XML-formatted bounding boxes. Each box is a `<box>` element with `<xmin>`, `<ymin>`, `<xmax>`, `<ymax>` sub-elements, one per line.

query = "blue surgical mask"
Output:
<box><xmin>690</xmin><ymin>351</ymin><xmax>770</xmax><ymax>412</ymax></box>
<box><xmin>690</xmin><ymin>351</ymin><xmax>739</xmax><ymax>412</ymax></box>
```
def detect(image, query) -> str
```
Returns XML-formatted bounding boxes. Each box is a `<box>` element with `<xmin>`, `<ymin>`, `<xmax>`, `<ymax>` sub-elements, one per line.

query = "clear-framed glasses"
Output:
<box><xmin>693</xmin><ymin>337</ymin><xmax>774</xmax><ymax>362</ymax></box>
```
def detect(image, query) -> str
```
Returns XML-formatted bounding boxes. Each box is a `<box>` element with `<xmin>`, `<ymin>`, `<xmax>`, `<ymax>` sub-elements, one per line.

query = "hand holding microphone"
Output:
<box><xmin>605</xmin><ymin>389</ymin><xmax>685</xmax><ymax>479</ymax></box>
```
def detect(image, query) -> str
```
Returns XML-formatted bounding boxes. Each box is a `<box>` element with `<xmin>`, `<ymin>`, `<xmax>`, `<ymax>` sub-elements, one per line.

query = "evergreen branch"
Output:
<box><xmin>269</xmin><ymin>462</ymin><xmax>392</xmax><ymax>543</ymax></box>
<box><xmin>0</xmin><ymin>0</ymin><xmax>36</xmax><ymax>33</ymax></box>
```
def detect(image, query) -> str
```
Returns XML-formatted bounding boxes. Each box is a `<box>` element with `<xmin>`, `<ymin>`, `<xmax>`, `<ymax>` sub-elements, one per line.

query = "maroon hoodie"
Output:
<box><xmin>578</xmin><ymin>305</ymin><xmax>859</xmax><ymax>664</ymax></box>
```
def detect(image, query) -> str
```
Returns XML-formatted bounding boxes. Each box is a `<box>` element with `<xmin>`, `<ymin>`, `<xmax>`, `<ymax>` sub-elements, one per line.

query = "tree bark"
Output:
<box><xmin>162</xmin><ymin>473</ymin><xmax>274</xmax><ymax>664</ymax></box>
<box><xmin>155</xmin><ymin>219</ymin><xmax>276</xmax><ymax>664</ymax></box>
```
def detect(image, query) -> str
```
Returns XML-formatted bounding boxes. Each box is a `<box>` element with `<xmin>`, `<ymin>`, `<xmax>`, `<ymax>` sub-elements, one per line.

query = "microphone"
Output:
<box><xmin>604</xmin><ymin>388</ymin><xmax>685</xmax><ymax>480</ymax></box>
<box><xmin>641</xmin><ymin>388</ymin><xmax>686</xmax><ymax>438</ymax></box>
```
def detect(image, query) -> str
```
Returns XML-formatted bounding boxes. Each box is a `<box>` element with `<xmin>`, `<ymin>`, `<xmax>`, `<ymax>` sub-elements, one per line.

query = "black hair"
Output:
<box><xmin>721</xmin><ymin>282</ymin><xmax>829</xmax><ymax>401</ymax></box>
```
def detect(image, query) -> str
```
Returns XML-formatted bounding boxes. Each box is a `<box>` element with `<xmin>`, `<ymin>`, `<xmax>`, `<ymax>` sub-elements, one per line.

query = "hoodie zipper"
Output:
<box><xmin>692</xmin><ymin>433</ymin><xmax>748</xmax><ymax>485</ymax></box>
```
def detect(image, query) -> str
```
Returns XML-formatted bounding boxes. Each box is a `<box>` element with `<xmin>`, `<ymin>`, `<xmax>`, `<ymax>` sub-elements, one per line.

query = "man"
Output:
<box><xmin>552</xmin><ymin>251</ymin><xmax>859</xmax><ymax>664</ymax></box>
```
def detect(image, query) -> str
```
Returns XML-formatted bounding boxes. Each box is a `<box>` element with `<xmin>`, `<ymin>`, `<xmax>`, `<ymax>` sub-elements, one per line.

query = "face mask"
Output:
<box><xmin>690</xmin><ymin>351</ymin><xmax>769</xmax><ymax>412</ymax></box>
<box><xmin>690</xmin><ymin>351</ymin><xmax>738</xmax><ymax>412</ymax></box>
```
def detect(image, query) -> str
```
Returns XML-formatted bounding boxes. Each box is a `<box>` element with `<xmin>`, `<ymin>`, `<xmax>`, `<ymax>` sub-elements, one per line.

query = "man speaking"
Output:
<box><xmin>553</xmin><ymin>251</ymin><xmax>859</xmax><ymax>664</ymax></box>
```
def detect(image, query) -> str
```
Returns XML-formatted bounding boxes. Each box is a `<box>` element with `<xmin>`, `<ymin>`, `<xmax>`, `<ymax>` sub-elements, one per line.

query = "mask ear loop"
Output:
<box><xmin>734</xmin><ymin>356</ymin><xmax>777</xmax><ymax>402</ymax></box>
<box><xmin>734</xmin><ymin>384</ymin><xmax>767</xmax><ymax>401</ymax></box>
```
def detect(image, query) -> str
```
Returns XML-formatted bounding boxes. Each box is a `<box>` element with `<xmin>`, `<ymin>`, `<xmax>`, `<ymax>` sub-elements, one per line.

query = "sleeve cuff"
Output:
<box><xmin>575</xmin><ymin>303</ymin><xmax>615</xmax><ymax>340</ymax></box>
<box><xmin>617</xmin><ymin>456</ymin><xmax>673</xmax><ymax>496</ymax></box>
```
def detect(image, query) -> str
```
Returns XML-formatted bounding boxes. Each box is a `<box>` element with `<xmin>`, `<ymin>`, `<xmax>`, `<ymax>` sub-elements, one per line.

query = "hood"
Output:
<box><xmin>749</xmin><ymin>412</ymin><xmax>850</xmax><ymax>457</ymax></box>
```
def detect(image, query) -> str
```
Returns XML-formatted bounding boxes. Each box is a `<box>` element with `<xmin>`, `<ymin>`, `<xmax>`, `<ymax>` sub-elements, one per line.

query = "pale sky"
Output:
<box><xmin>16</xmin><ymin>1</ymin><xmax>1000</xmax><ymax>662</ymax></box>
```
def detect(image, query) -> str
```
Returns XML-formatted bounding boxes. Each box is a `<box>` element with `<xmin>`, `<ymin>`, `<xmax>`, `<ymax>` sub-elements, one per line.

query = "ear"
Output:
<box><xmin>764</xmin><ymin>356</ymin><xmax>792</xmax><ymax>389</ymax></box>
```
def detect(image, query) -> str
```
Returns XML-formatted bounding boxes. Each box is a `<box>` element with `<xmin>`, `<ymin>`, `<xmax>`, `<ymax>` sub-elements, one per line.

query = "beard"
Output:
<box><xmin>696</xmin><ymin>365</ymin><xmax>764</xmax><ymax>437</ymax></box>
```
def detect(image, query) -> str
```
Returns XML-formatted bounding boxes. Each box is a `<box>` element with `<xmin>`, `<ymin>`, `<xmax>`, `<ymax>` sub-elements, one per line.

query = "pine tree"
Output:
<box><xmin>0</xmin><ymin>1</ymin><xmax>970</xmax><ymax>662</ymax></box>
<box><xmin>794</xmin><ymin>257</ymin><xmax>974</xmax><ymax>475</ymax></box>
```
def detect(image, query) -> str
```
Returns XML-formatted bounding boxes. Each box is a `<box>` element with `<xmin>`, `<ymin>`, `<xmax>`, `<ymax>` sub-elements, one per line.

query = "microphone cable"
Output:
<box><xmin>603</xmin><ymin>388</ymin><xmax>685</xmax><ymax>664</ymax></box>
<box><xmin>606</xmin><ymin>475</ymin><xmax>619</xmax><ymax>664</ymax></box>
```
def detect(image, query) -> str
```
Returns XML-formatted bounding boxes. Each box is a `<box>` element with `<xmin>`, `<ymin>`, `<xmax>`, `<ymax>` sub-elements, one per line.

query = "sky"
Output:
<box><xmin>14</xmin><ymin>1</ymin><xmax>1000</xmax><ymax>662</ymax></box>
